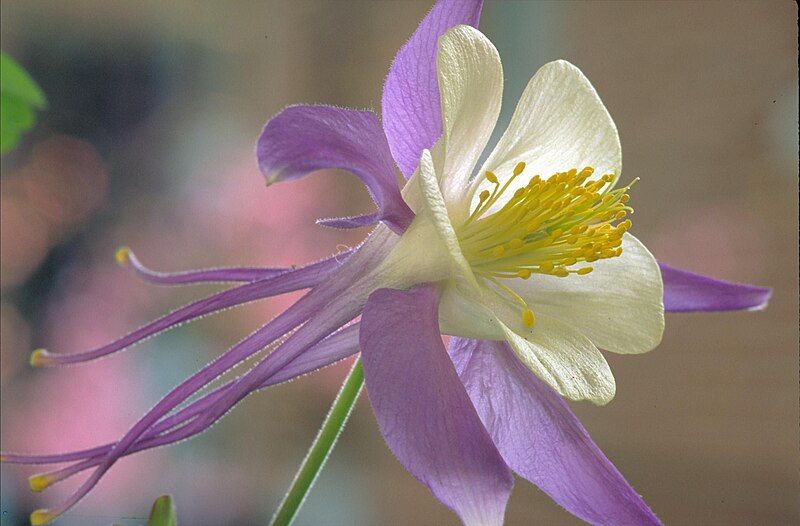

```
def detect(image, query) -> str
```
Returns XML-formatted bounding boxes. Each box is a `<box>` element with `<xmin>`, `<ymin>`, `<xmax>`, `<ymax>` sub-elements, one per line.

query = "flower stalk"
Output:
<box><xmin>269</xmin><ymin>358</ymin><xmax>364</xmax><ymax>526</ymax></box>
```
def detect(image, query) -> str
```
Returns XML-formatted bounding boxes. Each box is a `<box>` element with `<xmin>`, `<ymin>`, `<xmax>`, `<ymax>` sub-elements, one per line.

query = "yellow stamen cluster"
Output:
<box><xmin>457</xmin><ymin>163</ymin><xmax>636</xmax><ymax>329</ymax></box>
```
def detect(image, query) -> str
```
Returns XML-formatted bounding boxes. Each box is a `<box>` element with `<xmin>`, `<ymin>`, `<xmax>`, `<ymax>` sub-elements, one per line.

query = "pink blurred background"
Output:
<box><xmin>1</xmin><ymin>1</ymin><xmax>797</xmax><ymax>525</ymax></box>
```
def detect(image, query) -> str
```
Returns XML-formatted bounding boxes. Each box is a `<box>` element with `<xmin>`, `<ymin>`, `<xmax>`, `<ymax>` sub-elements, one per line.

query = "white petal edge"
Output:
<box><xmin>442</xmin><ymin>281</ymin><xmax>617</xmax><ymax>405</ymax></box>
<box><xmin>462</xmin><ymin>60</ymin><xmax>621</xmax><ymax>215</ymax></box>
<box><xmin>436</xmin><ymin>25</ymin><xmax>503</xmax><ymax>218</ymax></box>
<box><xmin>499</xmin><ymin>314</ymin><xmax>616</xmax><ymax>406</ymax></box>
<box><xmin>412</xmin><ymin>148</ymin><xmax>616</xmax><ymax>404</ymax></box>
<box><xmin>509</xmin><ymin>233</ymin><xmax>665</xmax><ymax>355</ymax></box>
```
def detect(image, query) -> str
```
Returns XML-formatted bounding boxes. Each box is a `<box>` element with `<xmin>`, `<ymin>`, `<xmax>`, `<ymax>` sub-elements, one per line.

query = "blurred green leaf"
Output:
<box><xmin>146</xmin><ymin>494</ymin><xmax>177</xmax><ymax>526</ymax></box>
<box><xmin>1</xmin><ymin>51</ymin><xmax>47</xmax><ymax>154</ymax></box>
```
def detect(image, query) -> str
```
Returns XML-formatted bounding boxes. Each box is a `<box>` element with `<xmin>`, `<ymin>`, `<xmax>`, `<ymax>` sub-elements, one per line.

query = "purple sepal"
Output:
<box><xmin>450</xmin><ymin>338</ymin><xmax>662</xmax><ymax>526</ymax></box>
<box><xmin>316</xmin><ymin>212</ymin><xmax>381</xmax><ymax>230</ymax></box>
<box><xmin>123</xmin><ymin>247</ymin><xmax>287</xmax><ymax>284</ymax></box>
<box><xmin>42</xmin><ymin>252</ymin><xmax>349</xmax><ymax>366</ymax></box>
<box><xmin>360</xmin><ymin>285</ymin><xmax>513</xmax><ymax>526</ymax></box>
<box><xmin>660</xmin><ymin>262</ymin><xmax>771</xmax><ymax>312</ymax></box>
<box><xmin>24</xmin><ymin>229</ymin><xmax>396</xmax><ymax>516</ymax></box>
<box><xmin>381</xmin><ymin>0</ymin><xmax>483</xmax><ymax>177</ymax></box>
<box><xmin>2</xmin><ymin>324</ymin><xmax>361</xmax><ymax>477</ymax></box>
<box><xmin>257</xmin><ymin>104</ymin><xmax>412</xmax><ymax>233</ymax></box>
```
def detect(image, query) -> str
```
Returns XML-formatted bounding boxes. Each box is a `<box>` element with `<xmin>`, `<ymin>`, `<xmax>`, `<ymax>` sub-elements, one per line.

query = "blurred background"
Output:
<box><xmin>0</xmin><ymin>1</ymin><xmax>797</xmax><ymax>524</ymax></box>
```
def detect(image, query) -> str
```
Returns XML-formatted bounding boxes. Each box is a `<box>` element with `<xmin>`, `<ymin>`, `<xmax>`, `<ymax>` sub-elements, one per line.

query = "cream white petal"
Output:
<box><xmin>466</xmin><ymin>60</ymin><xmax>621</xmax><ymax>212</ymax></box>
<box><xmin>438</xmin><ymin>280</ymin><xmax>504</xmax><ymax>340</ymax></box>
<box><xmin>442</xmin><ymin>277</ymin><xmax>616</xmax><ymax>405</ymax></box>
<box><xmin>437</xmin><ymin>25</ymin><xmax>503</xmax><ymax>213</ymax></box>
<box><xmin>510</xmin><ymin>233</ymin><xmax>664</xmax><ymax>355</ymax></box>
<box><xmin>498</xmin><ymin>313</ymin><xmax>616</xmax><ymax>405</ymax></box>
<box><xmin>408</xmin><ymin>147</ymin><xmax>617</xmax><ymax>405</ymax></box>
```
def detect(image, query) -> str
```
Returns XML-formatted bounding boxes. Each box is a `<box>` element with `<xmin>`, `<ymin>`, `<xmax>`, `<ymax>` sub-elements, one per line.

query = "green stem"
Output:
<box><xmin>269</xmin><ymin>358</ymin><xmax>364</xmax><ymax>526</ymax></box>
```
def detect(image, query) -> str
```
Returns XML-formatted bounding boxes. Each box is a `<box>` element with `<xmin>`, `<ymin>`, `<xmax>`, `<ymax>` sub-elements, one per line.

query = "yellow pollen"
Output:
<box><xmin>522</xmin><ymin>308</ymin><xmax>536</xmax><ymax>328</ymax></box>
<box><xmin>114</xmin><ymin>246</ymin><xmax>130</xmax><ymax>266</ymax></box>
<box><xmin>457</xmin><ymin>163</ymin><xmax>635</xmax><ymax>329</ymax></box>
<box><xmin>29</xmin><ymin>474</ymin><xmax>54</xmax><ymax>492</ymax></box>
<box><xmin>29</xmin><ymin>349</ymin><xmax>51</xmax><ymax>368</ymax></box>
<box><xmin>30</xmin><ymin>510</ymin><xmax>56</xmax><ymax>526</ymax></box>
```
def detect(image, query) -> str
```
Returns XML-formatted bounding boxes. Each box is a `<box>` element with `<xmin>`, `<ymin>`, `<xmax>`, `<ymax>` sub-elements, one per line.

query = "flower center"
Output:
<box><xmin>455</xmin><ymin>162</ymin><xmax>636</xmax><ymax>329</ymax></box>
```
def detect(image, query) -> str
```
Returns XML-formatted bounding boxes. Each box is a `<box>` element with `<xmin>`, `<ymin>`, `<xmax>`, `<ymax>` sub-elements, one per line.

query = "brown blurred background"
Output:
<box><xmin>1</xmin><ymin>1</ymin><xmax>797</xmax><ymax>525</ymax></box>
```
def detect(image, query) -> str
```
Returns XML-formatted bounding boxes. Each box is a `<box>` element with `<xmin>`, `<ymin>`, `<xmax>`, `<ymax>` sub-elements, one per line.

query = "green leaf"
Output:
<box><xmin>146</xmin><ymin>494</ymin><xmax>177</xmax><ymax>526</ymax></box>
<box><xmin>1</xmin><ymin>51</ymin><xmax>47</xmax><ymax>155</ymax></box>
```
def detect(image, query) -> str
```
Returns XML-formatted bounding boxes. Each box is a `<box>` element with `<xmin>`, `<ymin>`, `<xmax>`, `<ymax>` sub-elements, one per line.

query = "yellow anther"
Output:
<box><xmin>456</xmin><ymin>163</ymin><xmax>635</xmax><ymax>312</ymax></box>
<box><xmin>30</xmin><ymin>510</ymin><xmax>56</xmax><ymax>526</ymax></box>
<box><xmin>29</xmin><ymin>474</ymin><xmax>54</xmax><ymax>492</ymax></box>
<box><xmin>114</xmin><ymin>246</ymin><xmax>130</xmax><ymax>266</ymax></box>
<box><xmin>587</xmin><ymin>180</ymin><xmax>604</xmax><ymax>192</ymax></box>
<box><xmin>522</xmin><ymin>308</ymin><xmax>536</xmax><ymax>328</ymax></box>
<box><xmin>29</xmin><ymin>349</ymin><xmax>50</xmax><ymax>368</ymax></box>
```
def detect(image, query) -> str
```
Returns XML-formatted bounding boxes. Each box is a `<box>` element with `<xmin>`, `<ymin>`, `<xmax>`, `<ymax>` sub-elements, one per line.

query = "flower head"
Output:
<box><xmin>2</xmin><ymin>1</ymin><xmax>770</xmax><ymax>525</ymax></box>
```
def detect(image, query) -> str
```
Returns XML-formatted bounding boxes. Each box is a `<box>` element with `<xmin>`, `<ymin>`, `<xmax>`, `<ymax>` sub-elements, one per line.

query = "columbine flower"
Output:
<box><xmin>2</xmin><ymin>1</ymin><xmax>771</xmax><ymax>525</ymax></box>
